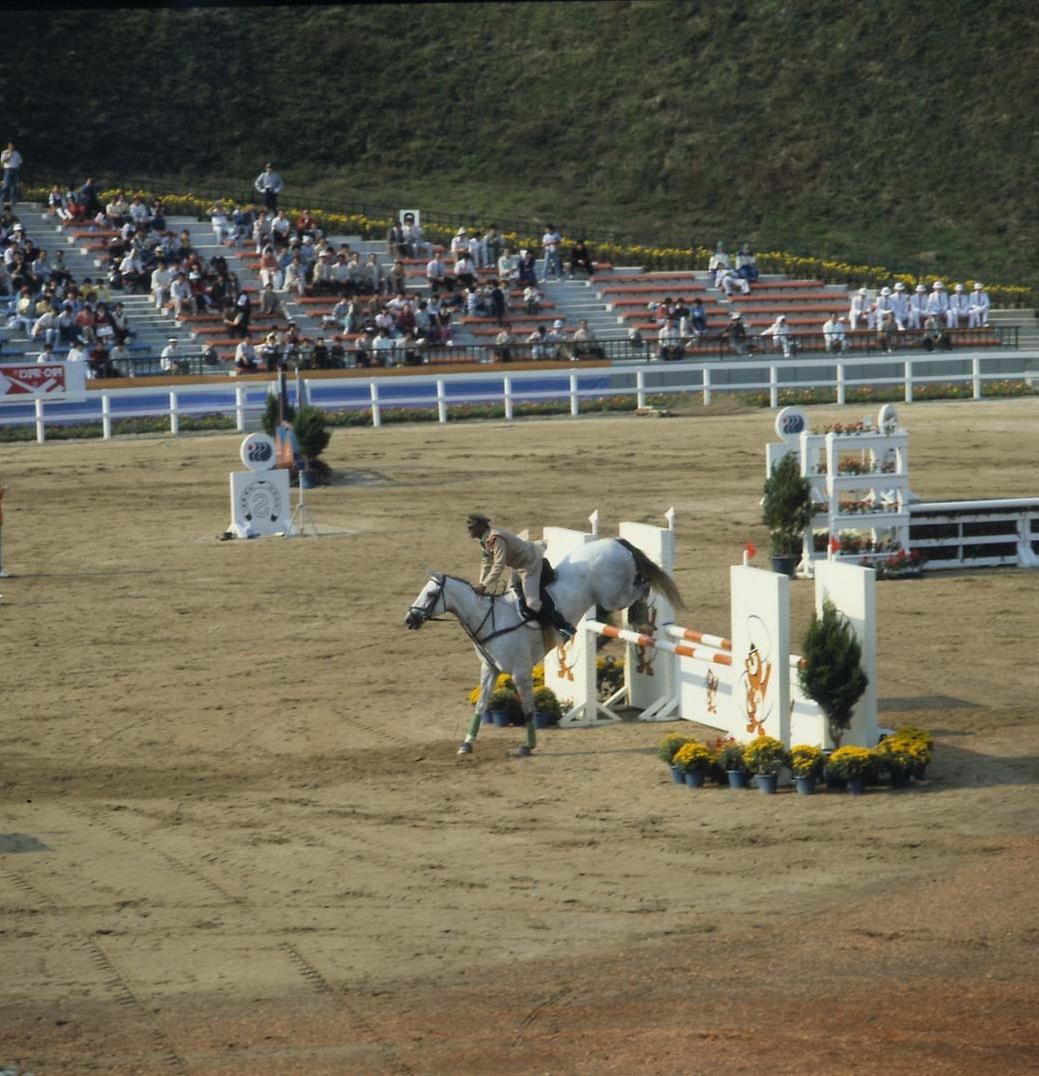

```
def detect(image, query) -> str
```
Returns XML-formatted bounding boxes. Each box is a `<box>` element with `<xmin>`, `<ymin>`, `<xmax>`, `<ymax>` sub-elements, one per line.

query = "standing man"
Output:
<box><xmin>254</xmin><ymin>162</ymin><xmax>284</xmax><ymax>213</ymax></box>
<box><xmin>541</xmin><ymin>223</ymin><xmax>563</xmax><ymax>281</ymax></box>
<box><xmin>466</xmin><ymin>513</ymin><xmax>575</xmax><ymax>640</ymax></box>
<box><xmin>1</xmin><ymin>142</ymin><xmax>23</xmax><ymax>205</ymax></box>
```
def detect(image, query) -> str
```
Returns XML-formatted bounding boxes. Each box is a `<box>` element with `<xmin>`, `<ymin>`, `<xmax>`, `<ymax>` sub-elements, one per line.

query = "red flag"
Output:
<box><xmin>744</xmin><ymin>541</ymin><xmax>757</xmax><ymax>560</ymax></box>
<box><xmin>829</xmin><ymin>534</ymin><xmax>842</xmax><ymax>554</ymax></box>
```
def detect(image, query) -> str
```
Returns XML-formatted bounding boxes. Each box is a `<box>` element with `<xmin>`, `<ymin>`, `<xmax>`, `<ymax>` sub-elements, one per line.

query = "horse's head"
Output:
<box><xmin>404</xmin><ymin>573</ymin><xmax>446</xmax><ymax>631</ymax></box>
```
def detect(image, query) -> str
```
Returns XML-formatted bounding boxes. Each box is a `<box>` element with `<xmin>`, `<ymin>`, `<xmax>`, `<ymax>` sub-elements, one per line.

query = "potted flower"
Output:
<box><xmin>671</xmin><ymin>740</ymin><xmax>714</xmax><ymax>789</ymax></box>
<box><xmin>789</xmin><ymin>744</ymin><xmax>824</xmax><ymax>795</ymax></box>
<box><xmin>486</xmin><ymin>686</ymin><xmax>524</xmax><ymax>728</ymax></box>
<box><xmin>533</xmin><ymin>685</ymin><xmax>563</xmax><ymax>729</ymax></box>
<box><xmin>716</xmin><ymin>738</ymin><xmax>751</xmax><ymax>789</ymax></box>
<box><xmin>658</xmin><ymin>733</ymin><xmax>694</xmax><ymax>785</ymax></box>
<box><xmin>874</xmin><ymin>736</ymin><xmax>920</xmax><ymax>788</ymax></box>
<box><xmin>892</xmin><ymin>725</ymin><xmax>934</xmax><ymax>778</ymax></box>
<box><xmin>761</xmin><ymin>453</ymin><xmax>814</xmax><ymax>576</ymax></box>
<box><xmin>823</xmin><ymin>745</ymin><xmax>876</xmax><ymax>795</ymax></box>
<box><xmin>742</xmin><ymin>735</ymin><xmax>788</xmax><ymax>794</ymax></box>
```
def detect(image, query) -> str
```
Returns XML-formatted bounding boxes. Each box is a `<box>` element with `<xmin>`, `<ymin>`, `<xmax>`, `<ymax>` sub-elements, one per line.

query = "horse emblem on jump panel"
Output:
<box><xmin>738</xmin><ymin>614</ymin><xmax>775</xmax><ymax>736</ymax></box>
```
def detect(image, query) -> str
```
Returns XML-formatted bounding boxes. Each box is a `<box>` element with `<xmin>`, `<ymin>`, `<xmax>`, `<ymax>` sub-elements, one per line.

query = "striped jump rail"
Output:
<box><xmin>586</xmin><ymin>621</ymin><xmax>732</xmax><ymax>666</ymax></box>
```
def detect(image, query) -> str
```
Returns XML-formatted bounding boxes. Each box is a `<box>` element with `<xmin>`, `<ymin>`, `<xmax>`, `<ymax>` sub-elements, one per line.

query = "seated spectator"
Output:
<box><xmin>259</xmin><ymin>281</ymin><xmax>281</xmax><ymax>316</ymax></box>
<box><xmin>517</xmin><ymin>248</ymin><xmax>538</xmax><ymax>285</ymax></box>
<box><xmin>230</xmin><ymin>203</ymin><xmax>252</xmax><ymax>246</ymax></box>
<box><xmin>568</xmin><ymin>239</ymin><xmax>595</xmax><ymax>279</ymax></box>
<box><xmin>89</xmin><ymin>342</ymin><xmax>118</xmax><ymax>379</ymax></box>
<box><xmin>718</xmin><ymin>267</ymin><xmax>749</xmax><ymax>296</ymax></box>
<box><xmin>47</xmin><ymin>185</ymin><xmax>70</xmax><ymax>221</ymax></box>
<box><xmin>454</xmin><ymin>252</ymin><xmax>476</xmax><ymax>291</ymax></box>
<box><xmin>657</xmin><ymin>317</ymin><xmax>684</xmax><ymax>361</ymax></box>
<box><xmin>425</xmin><ymin>252</ymin><xmax>446</xmax><ymax>295</ymax></box>
<box><xmin>295</xmin><ymin>208</ymin><xmax>317</xmax><ymax>242</ymax></box>
<box><xmin>926</xmin><ymin>280</ymin><xmax>953</xmax><ymax>329</ymax></box>
<box><xmin>968</xmin><ymin>282</ymin><xmax>990</xmax><ymax>328</ymax></box>
<box><xmin>822</xmin><ymin>314</ymin><xmax>846</xmax><ymax>353</ymax></box>
<box><xmin>372</xmin><ymin>326</ymin><xmax>398</xmax><ymax>366</ymax></box>
<box><xmin>735</xmin><ymin>244</ymin><xmax>759</xmax><ymax>283</ymax></box>
<box><xmin>151</xmin><ymin>260</ymin><xmax>173</xmax><ymax>310</ymax></box>
<box><xmin>270</xmin><ymin>210</ymin><xmax>292</xmax><ymax>250</ymax></box>
<box><xmin>252</xmin><ymin>210</ymin><xmax>272</xmax><ymax>253</ymax></box>
<box><xmin>309</xmin><ymin>337</ymin><xmax>330</xmax><ymax>369</ymax></box>
<box><xmin>282</xmin><ymin>255</ymin><xmax>306</xmax><ymax>297</ymax></box>
<box><xmin>362</xmin><ymin>253</ymin><xmax>384</xmax><ymax>296</ymax></box>
<box><xmin>200</xmin><ymin>342</ymin><xmax>219</xmax><ymax>367</ymax></box>
<box><xmin>497</xmin><ymin>247</ymin><xmax>518</xmax><ymax>284</ymax></box>
<box><xmin>907</xmin><ymin>284</ymin><xmax>928</xmax><ymax>331</ymax></box>
<box><xmin>401</xmin><ymin>329</ymin><xmax>428</xmax><ymax>366</ymax></box>
<box><xmin>169</xmin><ymin>273</ymin><xmax>194</xmax><ymax>318</ymax></box>
<box><xmin>571</xmin><ymin>319</ymin><xmax>604</xmax><ymax>361</ymax></box>
<box><xmin>129</xmin><ymin>196</ymin><xmax>152</xmax><ymax>231</ymax></box>
<box><xmin>921</xmin><ymin>314</ymin><xmax>952</xmax><ymax>352</ymax></box>
<box><xmin>31</xmin><ymin>308</ymin><xmax>60</xmax><ymax>347</ymax></box>
<box><xmin>493</xmin><ymin>324</ymin><xmax>515</xmax><ymax>363</ymax></box>
<box><xmin>878</xmin><ymin>309</ymin><xmax>897</xmax><ymax>354</ymax></box>
<box><xmin>718</xmin><ymin>311</ymin><xmax>751</xmax><ymax>356</ymax></box>
<box><xmin>527</xmin><ymin>324</ymin><xmax>552</xmax><ymax>360</ymax></box>
<box><xmin>849</xmin><ymin>287</ymin><xmax>872</xmax><ymax>331</ymax></box>
<box><xmin>259</xmin><ymin>332</ymin><xmax>282</xmax><ymax>372</ymax></box>
<box><xmin>707</xmin><ymin>242</ymin><xmax>730</xmax><ymax>287</ymax></box>
<box><xmin>209</xmin><ymin>203</ymin><xmax>230</xmax><ymax>245</ymax></box>
<box><xmin>948</xmin><ymin>283</ymin><xmax>970</xmax><ymax>328</ymax></box>
<box><xmin>523</xmin><ymin>284</ymin><xmax>543</xmax><ymax>314</ymax></box>
<box><xmin>160</xmin><ymin>337</ymin><xmax>186</xmax><ymax>373</ymax></box>
<box><xmin>890</xmin><ymin>282</ymin><xmax>910</xmax><ymax>331</ymax></box>
<box><xmin>234</xmin><ymin>336</ymin><xmax>260</xmax><ymax>374</ymax></box>
<box><xmin>109</xmin><ymin>340</ymin><xmax>133</xmax><ymax>374</ymax></box>
<box><xmin>684</xmin><ymin>297</ymin><xmax>708</xmax><ymax>340</ymax></box>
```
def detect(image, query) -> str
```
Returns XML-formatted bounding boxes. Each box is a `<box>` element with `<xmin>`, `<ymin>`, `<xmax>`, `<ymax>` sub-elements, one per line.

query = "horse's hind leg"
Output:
<box><xmin>511</xmin><ymin>668</ymin><xmax>537</xmax><ymax>757</ymax></box>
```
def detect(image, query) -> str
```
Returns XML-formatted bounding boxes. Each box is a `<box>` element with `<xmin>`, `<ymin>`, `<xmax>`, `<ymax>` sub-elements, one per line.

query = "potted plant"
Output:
<box><xmin>789</xmin><ymin>744</ymin><xmax>824</xmax><ymax>795</ymax></box>
<box><xmin>823</xmin><ymin>745</ymin><xmax>876</xmax><ymax>794</ymax></box>
<box><xmin>798</xmin><ymin>599</ymin><xmax>869</xmax><ymax>748</ymax></box>
<box><xmin>486</xmin><ymin>686</ymin><xmax>524</xmax><ymax>728</ymax></box>
<box><xmin>716</xmin><ymin>738</ymin><xmax>751</xmax><ymax>789</ymax></box>
<box><xmin>671</xmin><ymin>740</ymin><xmax>714</xmax><ymax>789</ymax></box>
<box><xmin>762</xmin><ymin>453</ymin><xmax>813</xmax><ymax>576</ymax></box>
<box><xmin>874</xmin><ymin>735</ymin><xmax>920</xmax><ymax>788</ymax></box>
<box><xmin>292</xmin><ymin>405</ymin><xmax>331</xmax><ymax>488</ymax></box>
<box><xmin>891</xmin><ymin>725</ymin><xmax>934</xmax><ymax>778</ymax></box>
<box><xmin>742</xmin><ymin>735</ymin><xmax>788</xmax><ymax>794</ymax></box>
<box><xmin>658</xmin><ymin>733</ymin><xmax>694</xmax><ymax>785</ymax></box>
<box><xmin>532</xmin><ymin>685</ymin><xmax>563</xmax><ymax>729</ymax></box>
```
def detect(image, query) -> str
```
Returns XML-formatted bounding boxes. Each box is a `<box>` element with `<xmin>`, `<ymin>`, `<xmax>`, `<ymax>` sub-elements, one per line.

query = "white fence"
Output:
<box><xmin>4</xmin><ymin>349</ymin><xmax>1037</xmax><ymax>443</ymax></box>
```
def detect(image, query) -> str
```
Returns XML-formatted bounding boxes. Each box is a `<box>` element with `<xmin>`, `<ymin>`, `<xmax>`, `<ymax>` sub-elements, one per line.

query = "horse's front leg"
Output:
<box><xmin>512</xmin><ymin>668</ymin><xmax>537</xmax><ymax>755</ymax></box>
<box><xmin>459</xmin><ymin>659</ymin><xmax>497</xmax><ymax>755</ymax></box>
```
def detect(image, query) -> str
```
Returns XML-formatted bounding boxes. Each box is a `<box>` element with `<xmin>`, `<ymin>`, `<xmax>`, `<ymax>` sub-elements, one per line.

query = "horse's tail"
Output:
<box><xmin>617</xmin><ymin>538</ymin><xmax>686</xmax><ymax>612</ymax></box>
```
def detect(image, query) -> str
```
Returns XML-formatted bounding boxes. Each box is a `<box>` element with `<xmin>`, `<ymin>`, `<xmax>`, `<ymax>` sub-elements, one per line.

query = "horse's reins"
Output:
<box><xmin>415</xmin><ymin>574</ymin><xmax>532</xmax><ymax>657</ymax></box>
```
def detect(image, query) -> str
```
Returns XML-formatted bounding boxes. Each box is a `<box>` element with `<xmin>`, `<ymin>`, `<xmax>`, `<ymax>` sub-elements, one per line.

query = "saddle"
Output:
<box><xmin>511</xmin><ymin>559</ymin><xmax>567</xmax><ymax>631</ymax></box>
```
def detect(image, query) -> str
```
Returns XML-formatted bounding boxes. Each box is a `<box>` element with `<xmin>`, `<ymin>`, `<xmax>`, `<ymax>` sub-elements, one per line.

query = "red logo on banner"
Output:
<box><xmin>0</xmin><ymin>364</ymin><xmax>69</xmax><ymax>398</ymax></box>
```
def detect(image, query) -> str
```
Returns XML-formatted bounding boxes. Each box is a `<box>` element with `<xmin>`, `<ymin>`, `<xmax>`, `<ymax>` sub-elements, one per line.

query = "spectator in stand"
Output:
<box><xmin>718</xmin><ymin>267</ymin><xmax>749</xmax><ymax>296</ymax></box>
<box><xmin>270</xmin><ymin>210</ymin><xmax>291</xmax><ymax>250</ymax></box>
<box><xmin>254</xmin><ymin>162</ymin><xmax>284</xmax><ymax>213</ymax></box>
<box><xmin>762</xmin><ymin>314</ymin><xmax>794</xmax><ymax>357</ymax></box>
<box><xmin>707</xmin><ymin>242</ymin><xmax>730</xmax><ymax>287</ymax></box>
<box><xmin>948</xmin><ymin>283</ymin><xmax>971</xmax><ymax>328</ymax></box>
<box><xmin>230</xmin><ymin>203</ymin><xmax>251</xmax><ymax>246</ymax></box>
<box><xmin>493</xmin><ymin>323</ymin><xmax>515</xmax><ymax>363</ymax></box>
<box><xmin>542</xmin><ymin>223</ymin><xmax>563</xmax><ymax>280</ymax></box>
<box><xmin>79</xmin><ymin>177</ymin><xmax>100</xmax><ymax>216</ymax></box>
<box><xmin>482</xmin><ymin>225</ymin><xmax>502</xmax><ymax>269</ymax></box>
<box><xmin>523</xmin><ymin>283</ymin><xmax>542</xmax><ymax>314</ymax></box>
<box><xmin>47</xmin><ymin>185</ymin><xmax>70</xmax><ymax>221</ymax></box>
<box><xmin>467</xmin><ymin>229</ymin><xmax>483</xmax><ymax>268</ymax></box>
<box><xmin>234</xmin><ymin>335</ymin><xmax>259</xmax><ymax>374</ymax></box>
<box><xmin>282</xmin><ymin>254</ymin><xmax>306</xmax><ymax>298</ymax></box>
<box><xmin>657</xmin><ymin>317</ymin><xmax>684</xmax><ymax>361</ymax></box>
<box><xmin>252</xmin><ymin>210</ymin><xmax>272</xmax><ymax>254</ymax></box>
<box><xmin>718</xmin><ymin>311</ymin><xmax>750</xmax><ymax>356</ymax></box>
<box><xmin>569</xmin><ymin>238</ymin><xmax>595</xmax><ymax>279</ymax></box>
<box><xmin>9</xmin><ymin>286</ymin><xmax>35</xmax><ymax>334</ymax></box>
<box><xmin>848</xmin><ymin>287</ymin><xmax>871</xmax><ymax>331</ymax></box>
<box><xmin>209</xmin><ymin>203</ymin><xmax>230</xmax><ymax>245</ymax></box>
<box><xmin>425</xmin><ymin>251</ymin><xmax>446</xmax><ymax>295</ymax></box>
<box><xmin>234</xmin><ymin>289</ymin><xmax>252</xmax><ymax>337</ymax></box>
<box><xmin>110</xmin><ymin>302</ymin><xmax>132</xmax><ymax>344</ymax></box>
<box><xmin>488</xmin><ymin>280</ymin><xmax>506</xmax><ymax>326</ymax></box>
<box><xmin>373</xmin><ymin>326</ymin><xmax>397</xmax><ymax>366</ymax></box>
<box><xmin>877</xmin><ymin>309</ymin><xmax>897</xmax><ymax>354</ymax></box>
<box><xmin>872</xmin><ymin>286</ymin><xmax>895</xmax><ymax>330</ymax></box>
<box><xmin>968</xmin><ymin>282</ymin><xmax>990</xmax><ymax>327</ymax></box>
<box><xmin>386</xmin><ymin>219</ymin><xmax>405</xmax><ymax>259</ymax></box>
<box><xmin>66</xmin><ymin>339</ymin><xmax>88</xmax><ymax>373</ymax></box>
<box><xmin>31</xmin><ymin>307</ymin><xmax>60</xmax><ymax>347</ymax></box>
<box><xmin>450</xmin><ymin>227</ymin><xmax>468</xmax><ymax>259</ymax></box>
<box><xmin>922</xmin><ymin>314</ymin><xmax>952</xmax><ymax>352</ymax></box>
<box><xmin>169</xmin><ymin>273</ymin><xmax>194</xmax><ymax>318</ymax></box>
<box><xmin>907</xmin><ymin>284</ymin><xmax>928</xmax><ymax>330</ymax></box>
<box><xmin>363</xmin><ymin>253</ymin><xmax>385</xmax><ymax>296</ymax></box>
<box><xmin>571</xmin><ymin>319</ymin><xmax>604</xmax><ymax>361</ymax></box>
<box><xmin>105</xmin><ymin>191</ymin><xmax>129</xmax><ymax>226</ymax></box>
<box><xmin>686</xmin><ymin>297</ymin><xmax>708</xmax><ymax>340</ymax></box>
<box><xmin>517</xmin><ymin>248</ymin><xmax>538</xmax><ymax>285</ymax></box>
<box><xmin>57</xmin><ymin>301</ymin><xmax>77</xmax><ymax>343</ymax></box>
<box><xmin>129</xmin><ymin>196</ymin><xmax>151</xmax><ymax>231</ymax></box>
<box><xmin>389</xmin><ymin>259</ymin><xmax>407</xmax><ymax>296</ymax></box>
<box><xmin>823</xmin><ymin>313</ymin><xmax>846</xmax><ymax>353</ymax></box>
<box><xmin>889</xmin><ymin>282</ymin><xmax>910</xmax><ymax>331</ymax></box>
<box><xmin>295</xmin><ymin>208</ymin><xmax>317</xmax><ymax>242</ymax></box>
<box><xmin>454</xmin><ymin>251</ymin><xmax>476</xmax><ymax>291</ymax></box>
<box><xmin>527</xmin><ymin>325</ymin><xmax>553</xmax><ymax>360</ymax></box>
<box><xmin>310</xmin><ymin>251</ymin><xmax>335</xmax><ymax>294</ymax></box>
<box><xmin>117</xmin><ymin>247</ymin><xmax>146</xmax><ymax>293</ymax></box>
<box><xmin>160</xmin><ymin>337</ymin><xmax>185</xmax><ymax>373</ymax></box>
<box><xmin>497</xmin><ymin>247</ymin><xmax>518</xmax><ymax>284</ymax></box>
<box><xmin>402</xmin><ymin>212</ymin><xmax>425</xmax><ymax>257</ymax></box>
<box><xmin>736</xmin><ymin>244</ymin><xmax>759</xmax><ymax>284</ymax></box>
<box><xmin>109</xmin><ymin>340</ymin><xmax>133</xmax><ymax>374</ymax></box>
<box><xmin>2</xmin><ymin>142</ymin><xmax>23</xmax><ymax>205</ymax></box>
<box><xmin>926</xmin><ymin>280</ymin><xmax>954</xmax><ymax>329</ymax></box>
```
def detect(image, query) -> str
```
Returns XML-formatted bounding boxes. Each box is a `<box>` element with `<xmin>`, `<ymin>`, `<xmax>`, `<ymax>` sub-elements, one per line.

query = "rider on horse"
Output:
<box><xmin>466</xmin><ymin>513</ymin><xmax>576</xmax><ymax>641</ymax></box>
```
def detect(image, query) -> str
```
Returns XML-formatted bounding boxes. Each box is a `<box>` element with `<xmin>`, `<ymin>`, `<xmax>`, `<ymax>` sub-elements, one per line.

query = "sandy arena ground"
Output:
<box><xmin>1</xmin><ymin>398</ymin><xmax>1037</xmax><ymax>1075</ymax></box>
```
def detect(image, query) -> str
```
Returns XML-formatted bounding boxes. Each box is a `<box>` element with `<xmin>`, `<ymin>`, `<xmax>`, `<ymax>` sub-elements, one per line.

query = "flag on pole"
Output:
<box><xmin>744</xmin><ymin>541</ymin><xmax>757</xmax><ymax>560</ymax></box>
<box><xmin>829</xmin><ymin>534</ymin><xmax>842</xmax><ymax>555</ymax></box>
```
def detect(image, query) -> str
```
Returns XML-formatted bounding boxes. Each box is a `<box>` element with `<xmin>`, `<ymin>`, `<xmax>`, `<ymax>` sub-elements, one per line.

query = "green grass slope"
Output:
<box><xmin>3</xmin><ymin>2</ymin><xmax>1037</xmax><ymax>285</ymax></box>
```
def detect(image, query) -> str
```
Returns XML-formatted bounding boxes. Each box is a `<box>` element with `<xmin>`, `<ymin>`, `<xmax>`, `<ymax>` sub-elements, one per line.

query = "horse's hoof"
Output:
<box><xmin>457</xmin><ymin>742</ymin><xmax>473</xmax><ymax>756</ymax></box>
<box><xmin>510</xmin><ymin>745</ymin><xmax>533</xmax><ymax>758</ymax></box>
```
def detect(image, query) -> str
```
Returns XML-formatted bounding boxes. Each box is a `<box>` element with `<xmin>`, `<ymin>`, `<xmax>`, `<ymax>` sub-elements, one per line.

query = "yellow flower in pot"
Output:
<box><xmin>743</xmin><ymin>735</ymin><xmax>788</xmax><ymax>794</ymax></box>
<box><xmin>824</xmin><ymin>745</ymin><xmax>877</xmax><ymax>794</ymax></box>
<box><xmin>789</xmin><ymin>744</ymin><xmax>824</xmax><ymax>794</ymax></box>
<box><xmin>671</xmin><ymin>740</ymin><xmax>714</xmax><ymax>788</ymax></box>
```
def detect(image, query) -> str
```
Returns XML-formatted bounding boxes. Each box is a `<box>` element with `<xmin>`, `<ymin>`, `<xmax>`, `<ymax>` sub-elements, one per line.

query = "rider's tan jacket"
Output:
<box><xmin>478</xmin><ymin>528</ymin><xmax>542</xmax><ymax>593</ymax></box>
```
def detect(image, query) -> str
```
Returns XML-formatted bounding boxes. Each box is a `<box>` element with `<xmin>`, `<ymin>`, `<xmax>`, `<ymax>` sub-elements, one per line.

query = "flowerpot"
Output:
<box><xmin>846</xmin><ymin>776</ymin><xmax>867</xmax><ymax>795</ymax></box>
<box><xmin>913</xmin><ymin>763</ymin><xmax>928</xmax><ymax>780</ymax></box>
<box><xmin>770</xmin><ymin>554</ymin><xmax>797</xmax><ymax>577</ymax></box>
<box><xmin>755</xmin><ymin>772</ymin><xmax>779</xmax><ymax>794</ymax></box>
<box><xmin>669</xmin><ymin>765</ymin><xmax>685</xmax><ymax>785</ymax></box>
<box><xmin>299</xmin><ymin>467</ymin><xmax>319</xmax><ymax>489</ymax></box>
<box><xmin>489</xmin><ymin>710</ymin><xmax>510</xmax><ymax>728</ymax></box>
<box><xmin>481</xmin><ymin>711</ymin><xmax>495</xmax><ymax>725</ymax></box>
<box><xmin>889</xmin><ymin>769</ymin><xmax>913</xmax><ymax>789</ymax></box>
<box><xmin>533</xmin><ymin>711</ymin><xmax>555</xmax><ymax>730</ymax></box>
<box><xmin>794</xmin><ymin>775</ymin><xmax>817</xmax><ymax>796</ymax></box>
<box><xmin>684</xmin><ymin>769</ymin><xmax>706</xmax><ymax>789</ymax></box>
<box><xmin>726</xmin><ymin>769</ymin><xmax>751</xmax><ymax>790</ymax></box>
<box><xmin>824</xmin><ymin>773</ymin><xmax>845</xmax><ymax>791</ymax></box>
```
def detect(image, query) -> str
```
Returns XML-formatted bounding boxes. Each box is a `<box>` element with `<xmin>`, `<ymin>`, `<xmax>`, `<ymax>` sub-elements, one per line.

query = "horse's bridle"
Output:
<box><xmin>407</xmin><ymin>573</ymin><xmax>449</xmax><ymax>626</ymax></box>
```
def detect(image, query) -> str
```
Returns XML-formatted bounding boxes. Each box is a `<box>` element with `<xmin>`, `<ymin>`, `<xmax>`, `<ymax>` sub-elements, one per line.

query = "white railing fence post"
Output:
<box><xmin>503</xmin><ymin>376</ymin><xmax>514</xmax><ymax>421</ymax></box>
<box><xmin>702</xmin><ymin>366</ymin><xmax>712</xmax><ymax>407</ymax></box>
<box><xmin>636</xmin><ymin>367</ymin><xmax>647</xmax><ymax>410</ymax></box>
<box><xmin>569</xmin><ymin>373</ymin><xmax>580</xmax><ymax>417</ymax></box>
<box><xmin>972</xmin><ymin>356</ymin><xmax>982</xmax><ymax>400</ymax></box>
<box><xmin>769</xmin><ymin>365</ymin><xmax>779</xmax><ymax>409</ymax></box>
<box><xmin>904</xmin><ymin>360</ymin><xmax>913</xmax><ymax>403</ymax></box>
<box><xmin>369</xmin><ymin>382</ymin><xmax>382</xmax><ymax>428</ymax></box>
<box><xmin>102</xmin><ymin>393</ymin><xmax>112</xmax><ymax>440</ymax></box>
<box><xmin>235</xmin><ymin>385</ymin><xmax>246</xmax><ymax>432</ymax></box>
<box><xmin>436</xmin><ymin>378</ymin><xmax>447</xmax><ymax>424</ymax></box>
<box><xmin>35</xmin><ymin>399</ymin><xmax>45</xmax><ymax>444</ymax></box>
<box><xmin>836</xmin><ymin>360</ymin><xmax>846</xmax><ymax>406</ymax></box>
<box><xmin>169</xmin><ymin>391</ymin><xmax>179</xmax><ymax>436</ymax></box>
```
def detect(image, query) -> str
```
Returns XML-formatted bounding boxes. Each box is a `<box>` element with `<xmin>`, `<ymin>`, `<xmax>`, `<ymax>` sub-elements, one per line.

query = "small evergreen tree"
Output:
<box><xmin>798</xmin><ymin>599</ymin><xmax>868</xmax><ymax>747</ymax></box>
<box><xmin>292</xmin><ymin>405</ymin><xmax>330</xmax><ymax>462</ymax></box>
<box><xmin>261</xmin><ymin>393</ymin><xmax>294</xmax><ymax>437</ymax></box>
<box><xmin>762</xmin><ymin>453</ymin><xmax>813</xmax><ymax>556</ymax></box>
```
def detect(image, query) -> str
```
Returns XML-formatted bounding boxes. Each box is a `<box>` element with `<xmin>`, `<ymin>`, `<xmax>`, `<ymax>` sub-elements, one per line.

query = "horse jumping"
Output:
<box><xmin>404</xmin><ymin>537</ymin><xmax>684</xmax><ymax>756</ymax></box>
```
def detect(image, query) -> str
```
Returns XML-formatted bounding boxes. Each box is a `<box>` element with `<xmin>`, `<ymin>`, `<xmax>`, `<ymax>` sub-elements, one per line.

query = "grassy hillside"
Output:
<box><xmin>4</xmin><ymin>2</ymin><xmax>1037</xmax><ymax>286</ymax></box>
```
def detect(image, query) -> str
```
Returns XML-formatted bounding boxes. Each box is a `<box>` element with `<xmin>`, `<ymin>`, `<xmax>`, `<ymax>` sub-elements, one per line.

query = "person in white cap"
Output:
<box><xmin>890</xmin><ymin>282</ymin><xmax>910</xmax><ymax>331</ymax></box>
<box><xmin>948</xmin><ymin>283</ymin><xmax>971</xmax><ymax>328</ymax></box>
<box><xmin>907</xmin><ymin>284</ymin><xmax>928</xmax><ymax>331</ymax></box>
<box><xmin>718</xmin><ymin>310</ymin><xmax>750</xmax><ymax>355</ymax></box>
<box><xmin>968</xmin><ymin>282</ymin><xmax>990</xmax><ymax>328</ymax></box>
<box><xmin>926</xmin><ymin>281</ymin><xmax>952</xmax><ymax>328</ymax></box>
<box><xmin>873</xmin><ymin>286</ymin><xmax>895</xmax><ymax>328</ymax></box>
<box><xmin>849</xmin><ymin>287</ymin><xmax>871</xmax><ymax>331</ymax></box>
<box><xmin>450</xmin><ymin>227</ymin><xmax>468</xmax><ymax>258</ymax></box>
<box><xmin>159</xmin><ymin>337</ymin><xmax>183</xmax><ymax>373</ymax></box>
<box><xmin>762</xmin><ymin>313</ymin><xmax>794</xmax><ymax>357</ymax></box>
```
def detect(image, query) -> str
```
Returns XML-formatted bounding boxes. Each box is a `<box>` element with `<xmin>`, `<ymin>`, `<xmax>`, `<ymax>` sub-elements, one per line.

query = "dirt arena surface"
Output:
<box><xmin>1</xmin><ymin>398</ymin><xmax>1037</xmax><ymax>1074</ymax></box>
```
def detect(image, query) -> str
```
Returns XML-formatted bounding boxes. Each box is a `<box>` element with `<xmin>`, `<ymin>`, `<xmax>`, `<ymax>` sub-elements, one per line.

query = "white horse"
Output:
<box><xmin>404</xmin><ymin>538</ymin><xmax>684</xmax><ymax>756</ymax></box>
